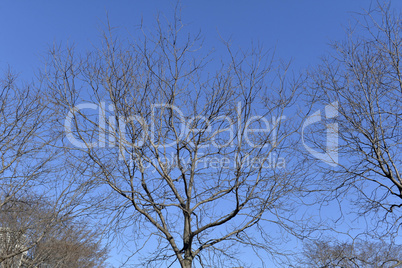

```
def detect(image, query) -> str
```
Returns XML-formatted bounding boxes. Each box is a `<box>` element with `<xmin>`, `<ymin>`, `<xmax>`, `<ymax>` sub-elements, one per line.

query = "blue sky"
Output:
<box><xmin>2</xmin><ymin>1</ymin><xmax>402</xmax><ymax>267</ymax></box>
<box><xmin>2</xmin><ymin>1</ymin><xmax>402</xmax><ymax>79</ymax></box>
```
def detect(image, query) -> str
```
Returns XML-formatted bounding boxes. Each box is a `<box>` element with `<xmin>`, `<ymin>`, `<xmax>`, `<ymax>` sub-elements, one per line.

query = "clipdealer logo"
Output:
<box><xmin>64</xmin><ymin>102</ymin><xmax>286</xmax><ymax>162</ymax></box>
<box><xmin>64</xmin><ymin>101</ymin><xmax>339</xmax><ymax>167</ymax></box>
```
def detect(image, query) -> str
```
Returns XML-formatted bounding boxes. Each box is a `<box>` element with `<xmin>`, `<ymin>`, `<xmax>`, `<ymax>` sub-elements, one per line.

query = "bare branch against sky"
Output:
<box><xmin>1</xmin><ymin>1</ymin><xmax>402</xmax><ymax>267</ymax></box>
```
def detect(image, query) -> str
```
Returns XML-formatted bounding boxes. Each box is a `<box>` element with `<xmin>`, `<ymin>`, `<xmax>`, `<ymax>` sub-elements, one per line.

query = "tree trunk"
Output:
<box><xmin>182</xmin><ymin>214</ymin><xmax>193</xmax><ymax>268</ymax></box>
<box><xmin>182</xmin><ymin>258</ymin><xmax>192</xmax><ymax>268</ymax></box>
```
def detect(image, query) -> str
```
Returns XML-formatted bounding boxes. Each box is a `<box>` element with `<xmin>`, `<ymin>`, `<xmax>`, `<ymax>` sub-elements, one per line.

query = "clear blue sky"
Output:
<box><xmin>2</xmin><ymin>1</ymin><xmax>402</xmax><ymax>267</ymax></box>
<box><xmin>2</xmin><ymin>1</ymin><xmax>402</xmax><ymax>79</ymax></box>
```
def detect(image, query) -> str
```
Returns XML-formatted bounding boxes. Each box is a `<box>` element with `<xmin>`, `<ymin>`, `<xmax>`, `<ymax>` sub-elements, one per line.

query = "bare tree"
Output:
<box><xmin>0</xmin><ymin>67</ymin><xmax>99</xmax><ymax>265</ymax></box>
<box><xmin>304</xmin><ymin>0</ymin><xmax>402</xmax><ymax>237</ymax></box>
<box><xmin>297</xmin><ymin>238</ymin><xmax>402</xmax><ymax>268</ymax></box>
<box><xmin>0</xmin><ymin>68</ymin><xmax>57</xmax><ymax>264</ymax></box>
<box><xmin>0</xmin><ymin>195</ymin><xmax>109</xmax><ymax>268</ymax></box>
<box><xmin>24</xmin><ymin>216</ymin><xmax>109</xmax><ymax>267</ymax></box>
<box><xmin>43</xmin><ymin>9</ymin><xmax>310</xmax><ymax>268</ymax></box>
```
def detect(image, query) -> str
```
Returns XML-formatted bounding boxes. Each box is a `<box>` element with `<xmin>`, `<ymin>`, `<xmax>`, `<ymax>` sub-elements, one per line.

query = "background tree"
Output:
<box><xmin>24</xmin><ymin>218</ymin><xmax>109</xmax><ymax>267</ymax></box>
<box><xmin>304</xmin><ymin>0</ymin><xmax>402</xmax><ymax>237</ymax></box>
<box><xmin>0</xmin><ymin>68</ymin><xmax>105</xmax><ymax>265</ymax></box>
<box><xmin>44</xmin><ymin>10</ymin><xmax>311</xmax><ymax>268</ymax></box>
<box><xmin>0</xmin><ymin>195</ymin><xmax>109</xmax><ymax>268</ymax></box>
<box><xmin>297</xmin><ymin>238</ymin><xmax>402</xmax><ymax>268</ymax></box>
<box><xmin>0</xmin><ymin>68</ymin><xmax>56</xmax><ymax>264</ymax></box>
